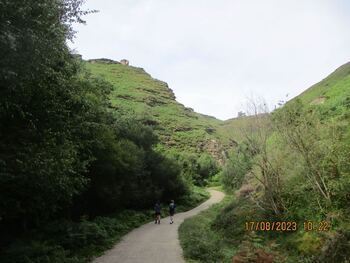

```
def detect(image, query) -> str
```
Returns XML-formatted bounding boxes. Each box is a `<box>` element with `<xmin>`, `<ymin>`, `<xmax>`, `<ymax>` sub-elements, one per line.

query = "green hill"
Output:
<box><xmin>85</xmin><ymin>59</ymin><xmax>350</xmax><ymax>164</ymax></box>
<box><xmin>290</xmin><ymin>61</ymin><xmax>350</xmax><ymax>119</ymax></box>
<box><xmin>85</xmin><ymin>59</ymin><xmax>237</xmax><ymax>163</ymax></box>
<box><xmin>217</xmin><ymin>62</ymin><xmax>350</xmax><ymax>143</ymax></box>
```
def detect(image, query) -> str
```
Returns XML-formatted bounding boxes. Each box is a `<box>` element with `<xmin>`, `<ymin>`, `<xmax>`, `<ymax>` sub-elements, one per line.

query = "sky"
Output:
<box><xmin>69</xmin><ymin>0</ymin><xmax>350</xmax><ymax>120</ymax></box>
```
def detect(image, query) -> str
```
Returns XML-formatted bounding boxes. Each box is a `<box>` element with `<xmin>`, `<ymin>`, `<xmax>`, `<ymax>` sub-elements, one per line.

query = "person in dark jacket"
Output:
<box><xmin>154</xmin><ymin>201</ymin><xmax>161</xmax><ymax>224</ymax></box>
<box><xmin>169</xmin><ymin>200</ymin><xmax>176</xmax><ymax>224</ymax></box>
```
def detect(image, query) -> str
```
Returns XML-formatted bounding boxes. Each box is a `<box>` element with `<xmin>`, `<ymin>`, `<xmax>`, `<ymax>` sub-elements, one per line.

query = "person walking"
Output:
<box><xmin>169</xmin><ymin>200</ymin><xmax>176</xmax><ymax>224</ymax></box>
<box><xmin>154</xmin><ymin>201</ymin><xmax>161</xmax><ymax>224</ymax></box>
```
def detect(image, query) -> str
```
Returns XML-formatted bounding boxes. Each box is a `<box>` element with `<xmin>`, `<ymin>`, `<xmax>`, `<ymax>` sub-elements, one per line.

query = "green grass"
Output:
<box><xmin>218</xmin><ymin>62</ymin><xmax>350</xmax><ymax>145</ymax></box>
<box><xmin>84</xmin><ymin>61</ymin><xmax>238</xmax><ymax>159</ymax></box>
<box><xmin>85</xmin><ymin>61</ymin><xmax>350</xmax><ymax>149</ymax></box>
<box><xmin>179</xmin><ymin>194</ymin><xmax>236</xmax><ymax>263</ymax></box>
<box><xmin>289</xmin><ymin>62</ymin><xmax>350</xmax><ymax>125</ymax></box>
<box><xmin>294</xmin><ymin>62</ymin><xmax>350</xmax><ymax>106</ymax></box>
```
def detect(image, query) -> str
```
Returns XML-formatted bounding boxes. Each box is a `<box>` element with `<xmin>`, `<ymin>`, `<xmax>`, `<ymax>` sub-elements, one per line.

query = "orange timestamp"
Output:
<box><xmin>303</xmin><ymin>221</ymin><xmax>331</xmax><ymax>232</ymax></box>
<box><xmin>245</xmin><ymin>221</ymin><xmax>297</xmax><ymax>232</ymax></box>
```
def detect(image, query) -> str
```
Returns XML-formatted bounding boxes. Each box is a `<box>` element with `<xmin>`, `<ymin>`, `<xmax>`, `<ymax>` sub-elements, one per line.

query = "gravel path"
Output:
<box><xmin>92</xmin><ymin>189</ymin><xmax>225</xmax><ymax>263</ymax></box>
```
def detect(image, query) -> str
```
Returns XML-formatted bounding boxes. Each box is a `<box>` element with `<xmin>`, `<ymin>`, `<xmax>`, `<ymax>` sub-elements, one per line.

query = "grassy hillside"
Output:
<box><xmin>84</xmin><ymin>58</ymin><xmax>349</xmax><ymax>165</ymax></box>
<box><xmin>291</xmin><ymin>62</ymin><xmax>350</xmax><ymax>119</ymax></box>
<box><xmin>85</xmin><ymin>59</ymin><xmax>238</xmax><ymax>162</ymax></box>
<box><xmin>217</xmin><ymin>62</ymin><xmax>350</xmax><ymax>146</ymax></box>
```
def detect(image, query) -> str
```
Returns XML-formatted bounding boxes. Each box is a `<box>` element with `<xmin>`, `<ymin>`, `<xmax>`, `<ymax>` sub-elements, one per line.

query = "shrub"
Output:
<box><xmin>212</xmin><ymin>198</ymin><xmax>261</xmax><ymax>244</ymax></box>
<box><xmin>179</xmin><ymin>204</ymin><xmax>226</xmax><ymax>262</ymax></box>
<box><xmin>296</xmin><ymin>232</ymin><xmax>322</xmax><ymax>255</ymax></box>
<box><xmin>315</xmin><ymin>226</ymin><xmax>350</xmax><ymax>263</ymax></box>
<box><xmin>60</xmin><ymin>221</ymin><xmax>108</xmax><ymax>249</ymax></box>
<box><xmin>222</xmin><ymin>146</ymin><xmax>252</xmax><ymax>192</ymax></box>
<box><xmin>1</xmin><ymin>241</ymin><xmax>79</xmax><ymax>263</ymax></box>
<box><xmin>195</xmin><ymin>154</ymin><xmax>219</xmax><ymax>186</ymax></box>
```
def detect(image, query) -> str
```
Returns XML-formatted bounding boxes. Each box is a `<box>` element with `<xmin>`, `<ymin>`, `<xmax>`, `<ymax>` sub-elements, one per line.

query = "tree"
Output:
<box><xmin>272</xmin><ymin>99</ymin><xmax>333</xmax><ymax>210</ymax></box>
<box><xmin>240</xmin><ymin>97</ymin><xmax>286</xmax><ymax>215</ymax></box>
<box><xmin>0</xmin><ymin>0</ymin><xmax>100</xmax><ymax>227</ymax></box>
<box><xmin>195</xmin><ymin>154</ymin><xmax>219</xmax><ymax>186</ymax></box>
<box><xmin>222</xmin><ymin>145</ymin><xmax>252</xmax><ymax>191</ymax></box>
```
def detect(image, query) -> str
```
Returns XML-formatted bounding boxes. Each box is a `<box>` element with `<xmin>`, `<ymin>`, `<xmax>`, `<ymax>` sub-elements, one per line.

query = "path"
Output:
<box><xmin>92</xmin><ymin>189</ymin><xmax>225</xmax><ymax>263</ymax></box>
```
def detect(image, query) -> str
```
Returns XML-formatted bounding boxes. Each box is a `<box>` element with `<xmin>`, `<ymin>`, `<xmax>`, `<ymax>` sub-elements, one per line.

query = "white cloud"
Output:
<box><xmin>70</xmin><ymin>0</ymin><xmax>350</xmax><ymax>120</ymax></box>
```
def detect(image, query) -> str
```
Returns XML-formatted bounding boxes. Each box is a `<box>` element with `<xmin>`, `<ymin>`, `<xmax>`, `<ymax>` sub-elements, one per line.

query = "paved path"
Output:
<box><xmin>92</xmin><ymin>189</ymin><xmax>225</xmax><ymax>263</ymax></box>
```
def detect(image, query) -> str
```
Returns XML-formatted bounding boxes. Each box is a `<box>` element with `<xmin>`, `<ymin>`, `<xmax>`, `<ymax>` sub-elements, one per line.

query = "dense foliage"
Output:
<box><xmin>214</xmin><ymin>97</ymin><xmax>350</xmax><ymax>262</ymax></box>
<box><xmin>221</xmin><ymin>145</ymin><xmax>252</xmax><ymax>191</ymax></box>
<box><xmin>0</xmin><ymin>0</ymin><xmax>99</xmax><ymax>229</ymax></box>
<box><xmin>165</xmin><ymin>151</ymin><xmax>219</xmax><ymax>186</ymax></box>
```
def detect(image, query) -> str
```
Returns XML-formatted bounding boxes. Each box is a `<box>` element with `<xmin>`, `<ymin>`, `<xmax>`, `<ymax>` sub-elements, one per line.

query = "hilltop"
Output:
<box><xmin>85</xmin><ymin>59</ymin><xmax>237</xmax><ymax>163</ymax></box>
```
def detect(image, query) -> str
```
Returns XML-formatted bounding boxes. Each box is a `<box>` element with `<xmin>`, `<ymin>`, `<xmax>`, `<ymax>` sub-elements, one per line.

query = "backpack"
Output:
<box><xmin>155</xmin><ymin>204</ymin><xmax>161</xmax><ymax>213</ymax></box>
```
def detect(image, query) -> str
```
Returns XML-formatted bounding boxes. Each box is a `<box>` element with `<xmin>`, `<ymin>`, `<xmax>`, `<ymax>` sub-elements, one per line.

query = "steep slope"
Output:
<box><xmin>85</xmin><ymin>59</ymin><xmax>350</xmax><ymax>162</ymax></box>
<box><xmin>85</xmin><ymin>59</ymin><xmax>232</xmax><ymax>162</ymax></box>
<box><xmin>219</xmin><ymin>62</ymin><xmax>350</xmax><ymax>142</ymax></box>
<box><xmin>291</xmin><ymin>61</ymin><xmax>350</xmax><ymax>117</ymax></box>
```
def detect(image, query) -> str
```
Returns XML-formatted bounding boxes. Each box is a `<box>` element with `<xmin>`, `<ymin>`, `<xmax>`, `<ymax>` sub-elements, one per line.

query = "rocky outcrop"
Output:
<box><xmin>141</xmin><ymin>119</ymin><xmax>159</xmax><ymax>126</ymax></box>
<box><xmin>201</xmin><ymin>139</ymin><xmax>226</xmax><ymax>165</ymax></box>
<box><xmin>173</xmin><ymin>126</ymin><xmax>193</xmax><ymax>132</ymax></box>
<box><xmin>310</xmin><ymin>96</ymin><xmax>327</xmax><ymax>105</ymax></box>
<box><xmin>88</xmin><ymin>58</ymin><xmax>120</xmax><ymax>64</ymax></box>
<box><xmin>116</xmin><ymin>94</ymin><xmax>134</xmax><ymax>100</ymax></box>
<box><xmin>229</xmin><ymin>139</ymin><xmax>238</xmax><ymax>147</ymax></box>
<box><xmin>143</xmin><ymin>96</ymin><xmax>166</xmax><ymax>107</ymax></box>
<box><xmin>167</xmin><ymin>88</ymin><xmax>176</xmax><ymax>100</ymax></box>
<box><xmin>120</xmin><ymin>59</ymin><xmax>129</xmax><ymax>65</ymax></box>
<box><xmin>205</xmin><ymin>127</ymin><xmax>216</xmax><ymax>134</ymax></box>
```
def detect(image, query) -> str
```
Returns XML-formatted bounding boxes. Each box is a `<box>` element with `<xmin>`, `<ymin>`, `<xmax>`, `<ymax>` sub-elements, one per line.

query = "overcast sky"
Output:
<box><xmin>69</xmin><ymin>0</ymin><xmax>350</xmax><ymax>120</ymax></box>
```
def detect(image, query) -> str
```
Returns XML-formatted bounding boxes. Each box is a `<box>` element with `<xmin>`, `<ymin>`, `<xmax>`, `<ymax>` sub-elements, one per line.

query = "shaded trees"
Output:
<box><xmin>0</xmin><ymin>0</ymin><xmax>188</xmax><ymax>234</ymax></box>
<box><xmin>0</xmin><ymin>0</ymin><xmax>99</xmax><ymax>228</ymax></box>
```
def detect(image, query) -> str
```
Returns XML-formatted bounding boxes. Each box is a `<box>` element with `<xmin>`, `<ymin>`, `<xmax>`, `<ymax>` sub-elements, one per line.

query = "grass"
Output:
<box><xmin>179</xmin><ymin>194</ymin><xmax>236</xmax><ymax>263</ymax></box>
<box><xmin>289</xmin><ymin>61</ymin><xmax>350</xmax><ymax>126</ymax></box>
<box><xmin>294</xmin><ymin>62</ymin><xmax>350</xmax><ymax>106</ymax></box>
<box><xmin>219</xmin><ymin>62</ymin><xmax>350</xmax><ymax>145</ymax></box>
<box><xmin>85</xmin><ymin>61</ymin><xmax>350</xmax><ymax>148</ymax></box>
<box><xmin>179</xmin><ymin>194</ymin><xmax>300</xmax><ymax>263</ymax></box>
<box><xmin>84</xmin><ymin>61</ymin><xmax>244</xmax><ymax>160</ymax></box>
<box><xmin>0</xmin><ymin>187</ymin><xmax>209</xmax><ymax>263</ymax></box>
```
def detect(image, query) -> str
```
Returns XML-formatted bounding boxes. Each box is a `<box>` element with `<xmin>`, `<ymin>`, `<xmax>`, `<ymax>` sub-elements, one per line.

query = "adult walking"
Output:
<box><xmin>169</xmin><ymin>200</ymin><xmax>176</xmax><ymax>224</ymax></box>
<box><xmin>154</xmin><ymin>201</ymin><xmax>161</xmax><ymax>224</ymax></box>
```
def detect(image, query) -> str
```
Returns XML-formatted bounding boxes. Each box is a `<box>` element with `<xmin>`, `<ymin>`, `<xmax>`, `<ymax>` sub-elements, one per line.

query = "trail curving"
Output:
<box><xmin>92</xmin><ymin>189</ymin><xmax>225</xmax><ymax>263</ymax></box>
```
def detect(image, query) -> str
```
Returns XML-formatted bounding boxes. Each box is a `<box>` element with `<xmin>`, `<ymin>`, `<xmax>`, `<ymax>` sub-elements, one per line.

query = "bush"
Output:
<box><xmin>315</xmin><ymin>226</ymin><xmax>350</xmax><ymax>263</ymax></box>
<box><xmin>1</xmin><ymin>241</ymin><xmax>79</xmax><ymax>263</ymax></box>
<box><xmin>195</xmin><ymin>154</ymin><xmax>219</xmax><ymax>186</ymax></box>
<box><xmin>60</xmin><ymin>221</ymin><xmax>109</xmax><ymax>249</ymax></box>
<box><xmin>221</xmin><ymin>146</ymin><xmax>252</xmax><ymax>192</ymax></box>
<box><xmin>179</xmin><ymin>201</ymin><xmax>229</xmax><ymax>262</ymax></box>
<box><xmin>212</xmin><ymin>197</ymin><xmax>261</xmax><ymax>244</ymax></box>
<box><xmin>295</xmin><ymin>232</ymin><xmax>322</xmax><ymax>255</ymax></box>
<box><xmin>177</xmin><ymin>186</ymin><xmax>210</xmax><ymax>211</ymax></box>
